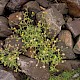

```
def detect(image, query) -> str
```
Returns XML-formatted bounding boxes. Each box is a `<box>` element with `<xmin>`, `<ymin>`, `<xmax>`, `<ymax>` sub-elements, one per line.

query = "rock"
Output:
<box><xmin>0</xmin><ymin>68</ymin><xmax>16</xmax><ymax>80</ymax></box>
<box><xmin>23</xmin><ymin>1</ymin><xmax>41</xmax><ymax>14</ymax></box>
<box><xmin>0</xmin><ymin>0</ymin><xmax>9</xmax><ymax>15</ymax></box>
<box><xmin>4</xmin><ymin>35</ymin><xmax>24</xmax><ymax>51</ymax></box>
<box><xmin>7</xmin><ymin>0</ymin><xmax>29</xmax><ymax>11</ymax></box>
<box><xmin>66</xmin><ymin>0</ymin><xmax>80</xmax><ymax>17</ymax></box>
<box><xmin>35</xmin><ymin>0</ymin><xmax>49</xmax><ymax>8</ymax></box>
<box><xmin>8</xmin><ymin>12</ymin><xmax>23</xmax><ymax>28</ymax></box>
<box><xmin>24</xmin><ymin>47</ymin><xmax>35</xmax><ymax>58</ymax></box>
<box><xmin>56</xmin><ymin>42</ymin><xmax>76</xmax><ymax>59</ymax></box>
<box><xmin>50</xmin><ymin>3</ymin><xmax>68</xmax><ymax>14</ymax></box>
<box><xmin>0</xmin><ymin>16</ymin><xmax>12</xmax><ymax>37</ymax></box>
<box><xmin>17</xmin><ymin>55</ymin><xmax>50</xmax><ymax>80</ymax></box>
<box><xmin>36</xmin><ymin>7</ymin><xmax>65</xmax><ymax>37</ymax></box>
<box><xmin>73</xmin><ymin>36</ymin><xmax>80</xmax><ymax>54</ymax></box>
<box><xmin>58</xmin><ymin>30</ymin><xmax>73</xmax><ymax>48</ymax></box>
<box><xmin>67</xmin><ymin>19</ymin><xmax>80</xmax><ymax>37</ymax></box>
<box><xmin>56</xmin><ymin>60</ymin><xmax>80</xmax><ymax>71</ymax></box>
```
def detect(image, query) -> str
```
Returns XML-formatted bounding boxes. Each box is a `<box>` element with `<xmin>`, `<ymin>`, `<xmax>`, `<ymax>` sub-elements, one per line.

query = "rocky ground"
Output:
<box><xmin>0</xmin><ymin>0</ymin><xmax>80</xmax><ymax>80</ymax></box>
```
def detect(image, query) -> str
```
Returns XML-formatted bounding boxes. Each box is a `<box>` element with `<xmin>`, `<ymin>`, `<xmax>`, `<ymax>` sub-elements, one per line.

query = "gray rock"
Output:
<box><xmin>36</xmin><ymin>7</ymin><xmax>65</xmax><ymax>37</ymax></box>
<box><xmin>50</xmin><ymin>3</ymin><xmax>68</xmax><ymax>14</ymax></box>
<box><xmin>35</xmin><ymin>0</ymin><xmax>49</xmax><ymax>8</ymax></box>
<box><xmin>0</xmin><ymin>16</ymin><xmax>12</xmax><ymax>37</ymax></box>
<box><xmin>56</xmin><ymin>60</ymin><xmax>80</xmax><ymax>71</ymax></box>
<box><xmin>0</xmin><ymin>69</ymin><xmax>16</xmax><ymax>80</ymax></box>
<box><xmin>4</xmin><ymin>35</ymin><xmax>24</xmax><ymax>51</ymax></box>
<box><xmin>7</xmin><ymin>0</ymin><xmax>29</xmax><ymax>11</ymax></box>
<box><xmin>0</xmin><ymin>0</ymin><xmax>9</xmax><ymax>15</ymax></box>
<box><xmin>56</xmin><ymin>42</ymin><xmax>76</xmax><ymax>59</ymax></box>
<box><xmin>73</xmin><ymin>36</ymin><xmax>80</xmax><ymax>54</ymax></box>
<box><xmin>23</xmin><ymin>1</ymin><xmax>41</xmax><ymax>14</ymax></box>
<box><xmin>67</xmin><ymin>19</ymin><xmax>80</xmax><ymax>37</ymax></box>
<box><xmin>58</xmin><ymin>30</ymin><xmax>73</xmax><ymax>48</ymax></box>
<box><xmin>17</xmin><ymin>55</ymin><xmax>50</xmax><ymax>80</ymax></box>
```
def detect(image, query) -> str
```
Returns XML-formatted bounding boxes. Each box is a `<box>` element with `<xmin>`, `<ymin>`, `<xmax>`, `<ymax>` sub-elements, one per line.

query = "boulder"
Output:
<box><xmin>7</xmin><ymin>0</ymin><xmax>29</xmax><ymax>11</ymax></box>
<box><xmin>35</xmin><ymin>0</ymin><xmax>49</xmax><ymax>8</ymax></box>
<box><xmin>66</xmin><ymin>0</ymin><xmax>80</xmax><ymax>17</ymax></box>
<box><xmin>56</xmin><ymin>60</ymin><xmax>80</xmax><ymax>71</ymax></box>
<box><xmin>23</xmin><ymin>1</ymin><xmax>41</xmax><ymax>14</ymax></box>
<box><xmin>50</xmin><ymin>3</ymin><xmax>68</xmax><ymax>14</ymax></box>
<box><xmin>4</xmin><ymin>35</ymin><xmax>24</xmax><ymax>51</ymax></box>
<box><xmin>56</xmin><ymin>42</ymin><xmax>76</xmax><ymax>59</ymax></box>
<box><xmin>8</xmin><ymin>12</ymin><xmax>23</xmax><ymax>28</ymax></box>
<box><xmin>0</xmin><ymin>0</ymin><xmax>9</xmax><ymax>15</ymax></box>
<box><xmin>73</xmin><ymin>36</ymin><xmax>80</xmax><ymax>54</ymax></box>
<box><xmin>36</xmin><ymin>7</ymin><xmax>65</xmax><ymax>37</ymax></box>
<box><xmin>0</xmin><ymin>16</ymin><xmax>12</xmax><ymax>37</ymax></box>
<box><xmin>67</xmin><ymin>19</ymin><xmax>80</xmax><ymax>37</ymax></box>
<box><xmin>17</xmin><ymin>55</ymin><xmax>50</xmax><ymax>80</ymax></box>
<box><xmin>58</xmin><ymin>30</ymin><xmax>73</xmax><ymax>48</ymax></box>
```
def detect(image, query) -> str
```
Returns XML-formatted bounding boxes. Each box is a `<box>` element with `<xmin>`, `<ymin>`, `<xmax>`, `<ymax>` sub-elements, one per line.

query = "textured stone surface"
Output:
<box><xmin>35</xmin><ymin>0</ymin><xmax>49</xmax><ymax>8</ymax></box>
<box><xmin>67</xmin><ymin>0</ymin><xmax>80</xmax><ymax>17</ymax></box>
<box><xmin>7</xmin><ymin>0</ymin><xmax>29</xmax><ymax>11</ymax></box>
<box><xmin>8</xmin><ymin>12</ymin><xmax>23</xmax><ymax>28</ymax></box>
<box><xmin>73</xmin><ymin>36</ymin><xmax>80</xmax><ymax>54</ymax></box>
<box><xmin>56</xmin><ymin>60</ymin><xmax>80</xmax><ymax>71</ymax></box>
<box><xmin>0</xmin><ymin>16</ymin><xmax>12</xmax><ymax>37</ymax></box>
<box><xmin>36</xmin><ymin>7</ymin><xmax>65</xmax><ymax>37</ymax></box>
<box><xmin>51</xmin><ymin>3</ymin><xmax>68</xmax><ymax>14</ymax></box>
<box><xmin>18</xmin><ymin>55</ymin><xmax>50</xmax><ymax>80</ymax></box>
<box><xmin>56</xmin><ymin>42</ymin><xmax>76</xmax><ymax>59</ymax></box>
<box><xmin>0</xmin><ymin>0</ymin><xmax>9</xmax><ymax>15</ymax></box>
<box><xmin>67</xmin><ymin>19</ymin><xmax>80</xmax><ymax>37</ymax></box>
<box><xmin>0</xmin><ymin>69</ymin><xmax>16</xmax><ymax>80</ymax></box>
<box><xmin>58</xmin><ymin>30</ymin><xmax>73</xmax><ymax>48</ymax></box>
<box><xmin>4</xmin><ymin>35</ymin><xmax>24</xmax><ymax>51</ymax></box>
<box><xmin>23</xmin><ymin>1</ymin><xmax>41</xmax><ymax>13</ymax></box>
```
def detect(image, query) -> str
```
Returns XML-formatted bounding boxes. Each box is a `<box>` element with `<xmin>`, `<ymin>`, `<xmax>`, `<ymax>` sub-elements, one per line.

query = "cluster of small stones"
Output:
<box><xmin>0</xmin><ymin>0</ymin><xmax>80</xmax><ymax>80</ymax></box>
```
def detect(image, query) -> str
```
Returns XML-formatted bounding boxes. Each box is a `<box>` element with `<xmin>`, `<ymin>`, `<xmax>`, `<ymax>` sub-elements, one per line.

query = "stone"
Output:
<box><xmin>50</xmin><ymin>3</ymin><xmax>68</xmax><ymax>14</ymax></box>
<box><xmin>36</xmin><ymin>7</ymin><xmax>65</xmax><ymax>37</ymax></box>
<box><xmin>0</xmin><ymin>16</ymin><xmax>12</xmax><ymax>37</ymax></box>
<box><xmin>56</xmin><ymin>60</ymin><xmax>80</xmax><ymax>71</ymax></box>
<box><xmin>67</xmin><ymin>19</ymin><xmax>80</xmax><ymax>37</ymax></box>
<box><xmin>58</xmin><ymin>30</ymin><xmax>73</xmax><ymax>48</ymax></box>
<box><xmin>35</xmin><ymin>0</ymin><xmax>49</xmax><ymax>8</ymax></box>
<box><xmin>23</xmin><ymin>1</ymin><xmax>41</xmax><ymax>14</ymax></box>
<box><xmin>0</xmin><ymin>0</ymin><xmax>9</xmax><ymax>15</ymax></box>
<box><xmin>66</xmin><ymin>0</ymin><xmax>80</xmax><ymax>17</ymax></box>
<box><xmin>8</xmin><ymin>12</ymin><xmax>23</xmax><ymax>28</ymax></box>
<box><xmin>0</xmin><ymin>69</ymin><xmax>16</xmax><ymax>80</ymax></box>
<box><xmin>7</xmin><ymin>0</ymin><xmax>29</xmax><ymax>11</ymax></box>
<box><xmin>24</xmin><ymin>47</ymin><xmax>35</xmax><ymax>58</ymax></box>
<box><xmin>73</xmin><ymin>36</ymin><xmax>80</xmax><ymax>54</ymax></box>
<box><xmin>56</xmin><ymin>42</ymin><xmax>76</xmax><ymax>59</ymax></box>
<box><xmin>4</xmin><ymin>35</ymin><xmax>24</xmax><ymax>51</ymax></box>
<box><xmin>17</xmin><ymin>55</ymin><xmax>50</xmax><ymax>80</ymax></box>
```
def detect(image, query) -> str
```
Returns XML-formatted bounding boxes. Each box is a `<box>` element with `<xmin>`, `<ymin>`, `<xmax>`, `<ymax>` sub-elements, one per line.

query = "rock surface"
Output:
<box><xmin>23</xmin><ymin>1</ymin><xmax>41</xmax><ymax>14</ymax></box>
<box><xmin>56</xmin><ymin>42</ymin><xmax>76</xmax><ymax>59</ymax></box>
<box><xmin>67</xmin><ymin>19</ymin><xmax>80</xmax><ymax>37</ymax></box>
<box><xmin>18</xmin><ymin>55</ymin><xmax>50</xmax><ymax>80</ymax></box>
<box><xmin>56</xmin><ymin>60</ymin><xmax>80</xmax><ymax>71</ymax></box>
<box><xmin>36</xmin><ymin>7</ymin><xmax>65</xmax><ymax>37</ymax></box>
<box><xmin>73</xmin><ymin>36</ymin><xmax>80</xmax><ymax>54</ymax></box>
<box><xmin>58</xmin><ymin>30</ymin><xmax>73</xmax><ymax>48</ymax></box>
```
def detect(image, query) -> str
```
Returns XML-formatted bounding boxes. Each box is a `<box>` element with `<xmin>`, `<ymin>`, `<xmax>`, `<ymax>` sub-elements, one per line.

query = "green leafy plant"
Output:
<box><xmin>0</xmin><ymin>48</ymin><xmax>21</xmax><ymax>72</ymax></box>
<box><xmin>13</xmin><ymin>10</ymin><xmax>62</xmax><ymax>72</ymax></box>
<box><xmin>49</xmin><ymin>68</ymin><xmax>80</xmax><ymax>80</ymax></box>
